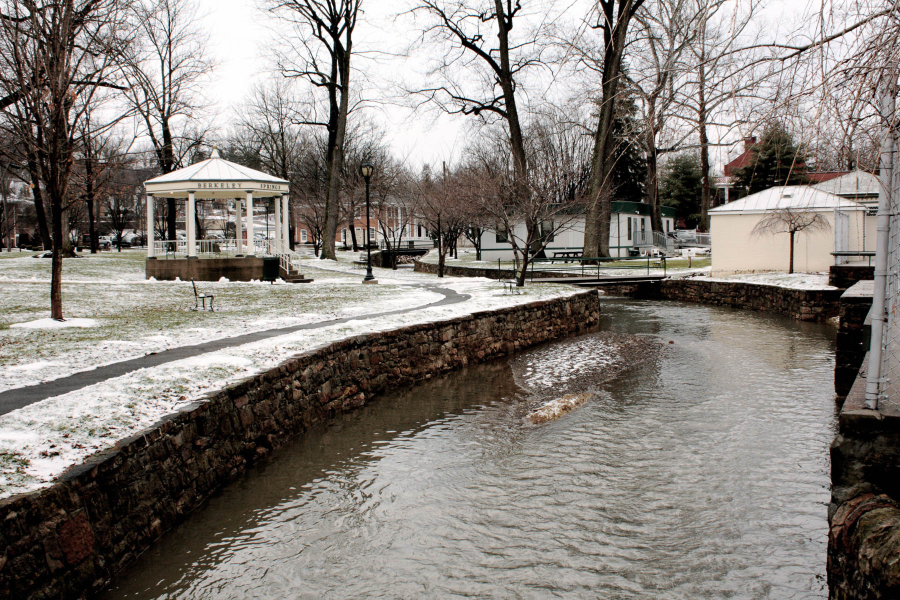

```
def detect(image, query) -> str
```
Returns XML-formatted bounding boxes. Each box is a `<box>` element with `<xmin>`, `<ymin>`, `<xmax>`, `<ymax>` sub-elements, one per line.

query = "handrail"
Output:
<box><xmin>529</xmin><ymin>255</ymin><xmax>667</xmax><ymax>281</ymax></box>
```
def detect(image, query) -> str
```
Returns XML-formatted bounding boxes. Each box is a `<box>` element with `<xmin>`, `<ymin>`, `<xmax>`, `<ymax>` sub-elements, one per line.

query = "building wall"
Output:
<box><xmin>710</xmin><ymin>209</ymin><xmax>867</xmax><ymax>274</ymax></box>
<box><xmin>480</xmin><ymin>214</ymin><xmax>675</xmax><ymax>261</ymax></box>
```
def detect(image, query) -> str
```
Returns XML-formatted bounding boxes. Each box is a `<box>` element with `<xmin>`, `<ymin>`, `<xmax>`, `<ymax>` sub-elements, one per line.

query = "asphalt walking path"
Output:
<box><xmin>0</xmin><ymin>285</ymin><xmax>469</xmax><ymax>417</ymax></box>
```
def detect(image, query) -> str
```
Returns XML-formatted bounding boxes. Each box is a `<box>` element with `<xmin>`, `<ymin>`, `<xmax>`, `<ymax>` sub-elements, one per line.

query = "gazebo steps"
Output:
<box><xmin>282</xmin><ymin>273</ymin><xmax>314</xmax><ymax>284</ymax></box>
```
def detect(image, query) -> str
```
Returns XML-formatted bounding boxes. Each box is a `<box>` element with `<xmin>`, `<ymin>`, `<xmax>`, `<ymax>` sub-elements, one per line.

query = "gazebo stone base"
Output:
<box><xmin>146</xmin><ymin>257</ymin><xmax>264</xmax><ymax>282</ymax></box>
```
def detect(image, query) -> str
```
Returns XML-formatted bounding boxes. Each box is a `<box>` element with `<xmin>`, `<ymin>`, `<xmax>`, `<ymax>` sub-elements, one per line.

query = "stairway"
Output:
<box><xmin>266</xmin><ymin>242</ymin><xmax>314</xmax><ymax>283</ymax></box>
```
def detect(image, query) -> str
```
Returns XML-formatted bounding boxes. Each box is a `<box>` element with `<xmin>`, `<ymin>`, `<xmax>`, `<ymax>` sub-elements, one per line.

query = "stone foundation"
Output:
<box><xmin>0</xmin><ymin>291</ymin><xmax>600</xmax><ymax>600</ymax></box>
<box><xmin>828</xmin><ymin>362</ymin><xmax>900</xmax><ymax>598</ymax></box>
<box><xmin>146</xmin><ymin>257</ymin><xmax>264</xmax><ymax>282</ymax></box>
<box><xmin>829</xmin><ymin>264</ymin><xmax>874</xmax><ymax>290</ymax></box>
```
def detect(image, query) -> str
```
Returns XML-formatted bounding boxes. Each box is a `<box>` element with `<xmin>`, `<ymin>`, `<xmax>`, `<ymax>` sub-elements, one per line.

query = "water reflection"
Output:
<box><xmin>103</xmin><ymin>299</ymin><xmax>836</xmax><ymax>599</ymax></box>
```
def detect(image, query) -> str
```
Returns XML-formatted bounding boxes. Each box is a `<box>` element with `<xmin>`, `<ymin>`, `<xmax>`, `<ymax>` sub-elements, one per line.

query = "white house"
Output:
<box><xmin>480</xmin><ymin>202</ymin><xmax>676</xmax><ymax>260</ymax></box>
<box><xmin>709</xmin><ymin>185</ymin><xmax>868</xmax><ymax>274</ymax></box>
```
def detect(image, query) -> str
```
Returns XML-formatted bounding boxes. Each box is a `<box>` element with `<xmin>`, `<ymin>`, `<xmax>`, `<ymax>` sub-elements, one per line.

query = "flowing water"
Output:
<box><xmin>102</xmin><ymin>298</ymin><xmax>837</xmax><ymax>599</ymax></box>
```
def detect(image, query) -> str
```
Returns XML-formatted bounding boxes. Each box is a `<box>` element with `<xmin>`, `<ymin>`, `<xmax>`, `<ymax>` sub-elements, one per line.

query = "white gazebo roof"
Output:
<box><xmin>709</xmin><ymin>185</ymin><xmax>866</xmax><ymax>215</ymax></box>
<box><xmin>144</xmin><ymin>149</ymin><xmax>289</xmax><ymax>199</ymax></box>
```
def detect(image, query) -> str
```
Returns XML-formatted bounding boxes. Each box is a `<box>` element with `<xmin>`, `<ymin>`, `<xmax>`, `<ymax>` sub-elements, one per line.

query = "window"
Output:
<box><xmin>496</xmin><ymin>226</ymin><xmax>509</xmax><ymax>244</ymax></box>
<box><xmin>300</xmin><ymin>229</ymin><xmax>307</xmax><ymax>243</ymax></box>
<box><xmin>627</xmin><ymin>217</ymin><xmax>632</xmax><ymax>241</ymax></box>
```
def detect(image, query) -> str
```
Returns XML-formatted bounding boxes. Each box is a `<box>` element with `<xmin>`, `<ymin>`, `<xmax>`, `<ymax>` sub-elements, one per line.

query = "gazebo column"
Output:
<box><xmin>187</xmin><ymin>191</ymin><xmax>197</xmax><ymax>258</ymax></box>
<box><xmin>146</xmin><ymin>194</ymin><xmax>155</xmax><ymax>259</ymax></box>
<box><xmin>282</xmin><ymin>195</ymin><xmax>289</xmax><ymax>251</ymax></box>
<box><xmin>235</xmin><ymin>197</ymin><xmax>243</xmax><ymax>256</ymax></box>
<box><xmin>274</xmin><ymin>195</ymin><xmax>282</xmax><ymax>253</ymax></box>
<box><xmin>245</xmin><ymin>191</ymin><xmax>255</xmax><ymax>256</ymax></box>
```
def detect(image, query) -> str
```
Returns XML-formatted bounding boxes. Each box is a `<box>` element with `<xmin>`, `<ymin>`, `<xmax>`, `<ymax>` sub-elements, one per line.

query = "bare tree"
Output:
<box><xmin>417</xmin><ymin>163</ymin><xmax>466</xmax><ymax>278</ymax></box>
<box><xmin>124</xmin><ymin>0</ymin><xmax>212</xmax><ymax>242</ymax></box>
<box><xmin>0</xmin><ymin>0</ymin><xmax>131</xmax><ymax>320</ymax></box>
<box><xmin>469</xmin><ymin>114</ymin><xmax>591</xmax><ymax>285</ymax></box>
<box><xmin>576</xmin><ymin>0</ymin><xmax>646</xmax><ymax>257</ymax></box>
<box><xmin>751</xmin><ymin>208</ymin><xmax>830</xmax><ymax>274</ymax></box>
<box><xmin>629</xmin><ymin>0</ymin><xmax>701</xmax><ymax>232</ymax></box>
<box><xmin>267</xmin><ymin>0</ymin><xmax>362</xmax><ymax>261</ymax></box>
<box><xmin>408</xmin><ymin>0</ymin><xmax>538</xmax><ymax>201</ymax></box>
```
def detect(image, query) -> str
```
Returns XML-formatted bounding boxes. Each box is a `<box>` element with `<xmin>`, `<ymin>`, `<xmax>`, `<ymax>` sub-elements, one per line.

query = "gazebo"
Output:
<box><xmin>143</xmin><ymin>149</ymin><xmax>309</xmax><ymax>282</ymax></box>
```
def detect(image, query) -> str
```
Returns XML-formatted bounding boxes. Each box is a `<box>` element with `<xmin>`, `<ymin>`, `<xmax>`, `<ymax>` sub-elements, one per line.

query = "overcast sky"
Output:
<box><xmin>194</xmin><ymin>0</ymin><xmax>813</xmax><ymax>171</ymax></box>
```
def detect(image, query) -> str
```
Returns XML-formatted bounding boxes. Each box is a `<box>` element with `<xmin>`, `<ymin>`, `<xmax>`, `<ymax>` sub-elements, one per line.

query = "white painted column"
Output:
<box><xmin>274</xmin><ymin>195</ymin><xmax>282</xmax><ymax>253</ymax></box>
<box><xmin>282</xmin><ymin>195</ymin><xmax>289</xmax><ymax>251</ymax></box>
<box><xmin>245</xmin><ymin>191</ymin><xmax>255</xmax><ymax>256</ymax></box>
<box><xmin>146</xmin><ymin>195</ymin><xmax>155</xmax><ymax>259</ymax></box>
<box><xmin>187</xmin><ymin>192</ymin><xmax>197</xmax><ymax>258</ymax></box>
<box><xmin>235</xmin><ymin>198</ymin><xmax>243</xmax><ymax>256</ymax></box>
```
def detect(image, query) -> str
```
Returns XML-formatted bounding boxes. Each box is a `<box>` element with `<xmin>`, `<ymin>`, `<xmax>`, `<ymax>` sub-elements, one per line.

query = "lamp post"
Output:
<box><xmin>360</xmin><ymin>162</ymin><xmax>376</xmax><ymax>283</ymax></box>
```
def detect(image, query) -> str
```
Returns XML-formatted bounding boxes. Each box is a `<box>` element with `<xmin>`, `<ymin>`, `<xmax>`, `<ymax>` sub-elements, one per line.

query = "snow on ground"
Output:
<box><xmin>0</xmin><ymin>250</ymin><xmax>443</xmax><ymax>391</ymax></box>
<box><xmin>0</xmin><ymin>249</ymin><xmax>584</xmax><ymax>498</ymax></box>
<box><xmin>689</xmin><ymin>271</ymin><xmax>836</xmax><ymax>290</ymax></box>
<box><xmin>11</xmin><ymin>318</ymin><xmax>99</xmax><ymax>329</ymax></box>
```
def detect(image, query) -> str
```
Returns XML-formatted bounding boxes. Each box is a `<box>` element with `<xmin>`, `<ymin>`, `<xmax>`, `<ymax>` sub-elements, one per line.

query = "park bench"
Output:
<box><xmin>191</xmin><ymin>279</ymin><xmax>215</xmax><ymax>312</ymax></box>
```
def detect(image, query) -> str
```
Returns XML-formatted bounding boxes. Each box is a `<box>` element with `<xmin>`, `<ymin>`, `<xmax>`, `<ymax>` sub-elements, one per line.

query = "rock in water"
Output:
<box><xmin>526</xmin><ymin>392</ymin><xmax>596</xmax><ymax>424</ymax></box>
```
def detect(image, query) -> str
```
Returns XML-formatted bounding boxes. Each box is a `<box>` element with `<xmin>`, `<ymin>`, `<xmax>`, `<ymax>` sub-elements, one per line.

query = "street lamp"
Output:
<box><xmin>360</xmin><ymin>162</ymin><xmax>376</xmax><ymax>283</ymax></box>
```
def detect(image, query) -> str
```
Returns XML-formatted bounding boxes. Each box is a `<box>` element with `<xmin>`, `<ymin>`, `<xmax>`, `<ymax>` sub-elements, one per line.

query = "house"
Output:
<box><xmin>709</xmin><ymin>185</ymin><xmax>868</xmax><ymax>274</ymax></box>
<box><xmin>480</xmin><ymin>202</ymin><xmax>677</xmax><ymax>261</ymax></box>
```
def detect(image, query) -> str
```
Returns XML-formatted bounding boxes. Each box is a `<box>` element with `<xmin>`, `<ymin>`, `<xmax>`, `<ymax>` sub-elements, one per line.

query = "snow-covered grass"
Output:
<box><xmin>0</xmin><ymin>250</ymin><xmax>442</xmax><ymax>391</ymax></box>
<box><xmin>690</xmin><ymin>271</ymin><xmax>836</xmax><ymax>290</ymax></box>
<box><xmin>0</xmin><ymin>249</ymin><xmax>585</xmax><ymax>498</ymax></box>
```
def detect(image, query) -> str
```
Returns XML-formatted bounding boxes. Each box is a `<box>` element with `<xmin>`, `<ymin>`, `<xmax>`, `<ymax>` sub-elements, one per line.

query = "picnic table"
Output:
<box><xmin>552</xmin><ymin>250</ymin><xmax>583</xmax><ymax>262</ymax></box>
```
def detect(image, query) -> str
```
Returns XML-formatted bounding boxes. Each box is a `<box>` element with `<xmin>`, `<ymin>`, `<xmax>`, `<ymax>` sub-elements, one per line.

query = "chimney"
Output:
<box><xmin>744</xmin><ymin>136</ymin><xmax>756</xmax><ymax>152</ymax></box>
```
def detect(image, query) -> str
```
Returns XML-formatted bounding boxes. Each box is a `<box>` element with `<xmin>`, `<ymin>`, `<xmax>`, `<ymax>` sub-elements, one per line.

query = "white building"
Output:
<box><xmin>709</xmin><ymin>186</ymin><xmax>868</xmax><ymax>274</ymax></box>
<box><xmin>480</xmin><ymin>202</ymin><xmax>677</xmax><ymax>260</ymax></box>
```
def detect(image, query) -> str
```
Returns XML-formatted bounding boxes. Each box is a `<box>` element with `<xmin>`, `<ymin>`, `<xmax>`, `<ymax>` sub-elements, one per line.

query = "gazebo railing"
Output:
<box><xmin>152</xmin><ymin>238</ymin><xmax>271</xmax><ymax>259</ymax></box>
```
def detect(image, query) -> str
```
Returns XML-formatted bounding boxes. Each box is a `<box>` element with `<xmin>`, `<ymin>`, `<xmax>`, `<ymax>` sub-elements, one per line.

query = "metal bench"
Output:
<box><xmin>191</xmin><ymin>279</ymin><xmax>214</xmax><ymax>312</ymax></box>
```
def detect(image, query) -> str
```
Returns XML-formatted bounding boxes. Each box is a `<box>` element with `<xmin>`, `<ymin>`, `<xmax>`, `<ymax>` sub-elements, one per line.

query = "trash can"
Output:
<box><xmin>262</xmin><ymin>257</ymin><xmax>280</xmax><ymax>283</ymax></box>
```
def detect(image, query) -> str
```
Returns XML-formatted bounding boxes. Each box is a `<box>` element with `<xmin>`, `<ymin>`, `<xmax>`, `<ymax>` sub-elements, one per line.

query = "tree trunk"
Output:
<box><xmin>584</xmin><ymin>0</ymin><xmax>641</xmax><ymax>258</ymax></box>
<box><xmin>320</xmin><ymin>39</ymin><xmax>353</xmax><ymax>261</ymax></box>
<box><xmin>789</xmin><ymin>231</ymin><xmax>795</xmax><ymax>274</ymax></box>
<box><xmin>27</xmin><ymin>157</ymin><xmax>51</xmax><ymax>250</ymax></box>
<box><xmin>698</xmin><ymin>53</ymin><xmax>712</xmax><ymax>233</ymax></box>
<box><xmin>50</xmin><ymin>192</ymin><xmax>64</xmax><ymax>320</ymax></box>
<box><xmin>647</xmin><ymin>137</ymin><xmax>662</xmax><ymax>233</ymax></box>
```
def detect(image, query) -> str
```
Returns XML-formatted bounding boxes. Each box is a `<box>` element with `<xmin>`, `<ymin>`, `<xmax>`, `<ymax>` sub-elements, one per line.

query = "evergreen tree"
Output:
<box><xmin>731</xmin><ymin>122</ymin><xmax>809</xmax><ymax>194</ymax></box>
<box><xmin>660</xmin><ymin>152</ymin><xmax>705</xmax><ymax>228</ymax></box>
<box><xmin>609</xmin><ymin>99</ymin><xmax>647</xmax><ymax>202</ymax></box>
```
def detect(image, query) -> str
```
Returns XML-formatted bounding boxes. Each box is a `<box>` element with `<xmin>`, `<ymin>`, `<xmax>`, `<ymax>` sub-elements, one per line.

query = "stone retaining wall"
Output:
<box><xmin>829</xmin><ymin>264</ymin><xmax>874</xmax><ymax>290</ymax></box>
<box><xmin>0</xmin><ymin>291</ymin><xmax>600</xmax><ymax>600</ymax></box>
<box><xmin>606</xmin><ymin>278</ymin><xmax>842</xmax><ymax>322</ymax></box>
<box><xmin>828</xmin><ymin>362</ymin><xmax>900</xmax><ymax>598</ymax></box>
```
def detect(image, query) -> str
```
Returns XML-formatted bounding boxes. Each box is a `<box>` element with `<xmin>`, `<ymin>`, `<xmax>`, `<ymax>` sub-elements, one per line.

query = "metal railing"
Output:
<box><xmin>152</xmin><ymin>238</ymin><xmax>270</xmax><ymax>259</ymax></box>
<box><xmin>527</xmin><ymin>256</ymin><xmax>667</xmax><ymax>281</ymax></box>
<box><xmin>633</xmin><ymin>231</ymin><xmax>677</xmax><ymax>255</ymax></box>
<box><xmin>379</xmin><ymin>238</ymin><xmax>435</xmax><ymax>250</ymax></box>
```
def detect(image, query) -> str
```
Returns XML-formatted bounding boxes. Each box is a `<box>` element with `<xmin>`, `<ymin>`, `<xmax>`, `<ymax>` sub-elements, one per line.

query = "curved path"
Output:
<box><xmin>0</xmin><ymin>285</ymin><xmax>469</xmax><ymax>416</ymax></box>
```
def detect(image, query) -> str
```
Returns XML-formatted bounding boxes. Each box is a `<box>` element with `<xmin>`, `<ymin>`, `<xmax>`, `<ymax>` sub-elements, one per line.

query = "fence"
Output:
<box><xmin>866</xmin><ymin>83</ymin><xmax>900</xmax><ymax>414</ymax></box>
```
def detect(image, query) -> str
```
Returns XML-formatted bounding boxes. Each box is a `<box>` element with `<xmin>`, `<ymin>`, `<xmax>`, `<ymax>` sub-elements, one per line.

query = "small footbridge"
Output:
<box><xmin>525</xmin><ymin>256</ymin><xmax>669</xmax><ymax>287</ymax></box>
